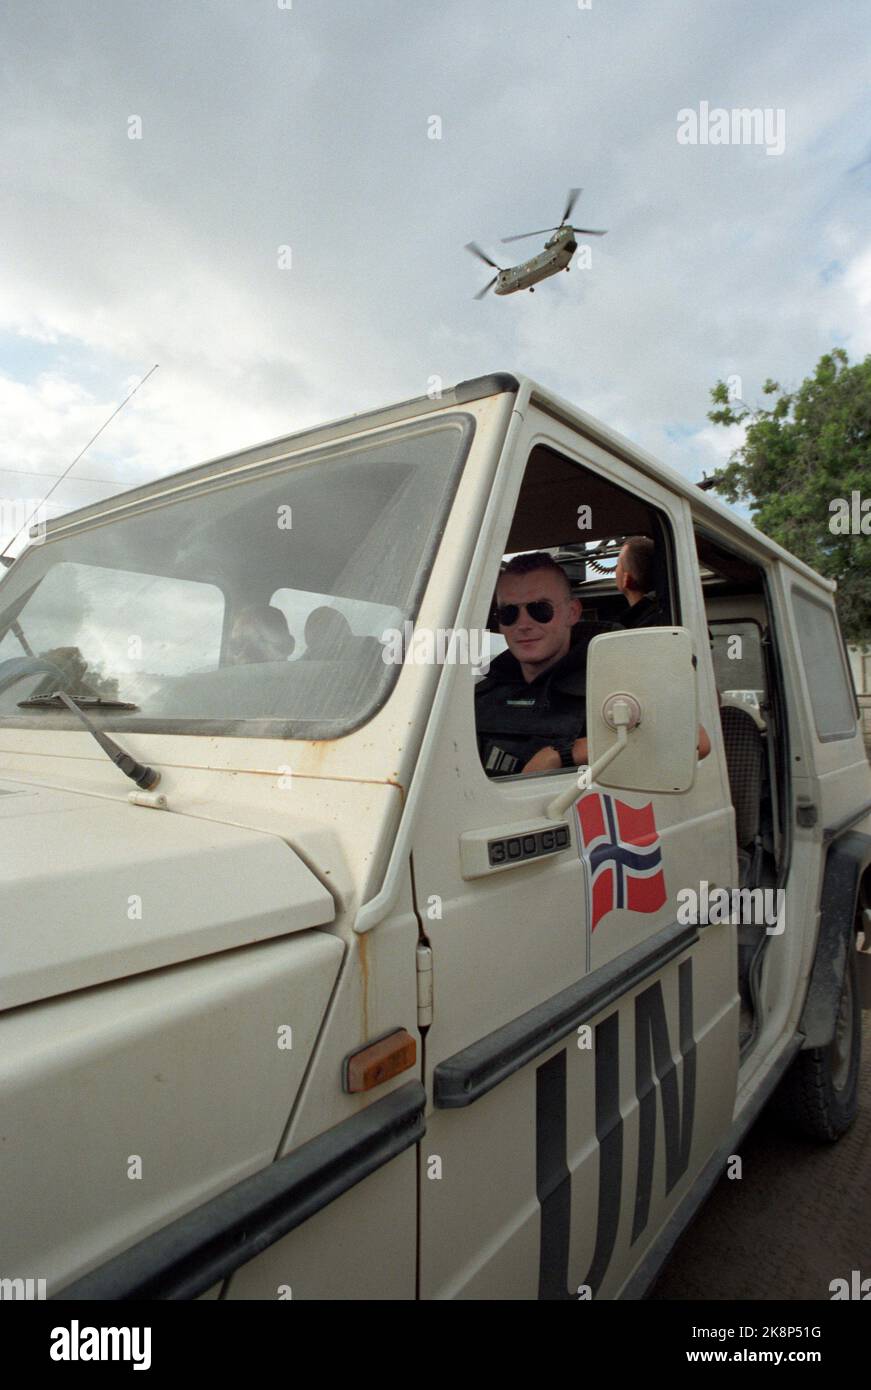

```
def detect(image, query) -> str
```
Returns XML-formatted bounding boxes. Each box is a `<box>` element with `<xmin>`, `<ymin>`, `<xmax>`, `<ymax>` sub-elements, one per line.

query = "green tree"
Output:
<box><xmin>706</xmin><ymin>348</ymin><xmax>871</xmax><ymax>644</ymax></box>
<box><xmin>33</xmin><ymin>646</ymin><xmax>120</xmax><ymax>701</ymax></box>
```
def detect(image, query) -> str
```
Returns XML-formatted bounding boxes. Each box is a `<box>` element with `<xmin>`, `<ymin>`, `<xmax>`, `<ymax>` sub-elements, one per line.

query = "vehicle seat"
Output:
<box><xmin>571</xmin><ymin>617</ymin><xmax>623</xmax><ymax>641</ymax></box>
<box><xmin>720</xmin><ymin>691</ymin><xmax>766</xmax><ymax>730</ymax></box>
<box><xmin>303</xmin><ymin>606</ymin><xmax>353</xmax><ymax>659</ymax></box>
<box><xmin>226</xmin><ymin>605</ymin><xmax>295</xmax><ymax>665</ymax></box>
<box><xmin>719</xmin><ymin>703</ymin><xmax>765</xmax><ymax>886</ymax></box>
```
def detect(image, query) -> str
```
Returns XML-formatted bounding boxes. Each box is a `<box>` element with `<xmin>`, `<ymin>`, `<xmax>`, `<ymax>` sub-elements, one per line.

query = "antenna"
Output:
<box><xmin>0</xmin><ymin>363</ymin><xmax>160</xmax><ymax>561</ymax></box>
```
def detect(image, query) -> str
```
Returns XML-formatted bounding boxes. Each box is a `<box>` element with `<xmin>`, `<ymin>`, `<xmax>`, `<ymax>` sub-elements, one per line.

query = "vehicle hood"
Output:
<box><xmin>0</xmin><ymin>779</ymin><xmax>336</xmax><ymax>1012</ymax></box>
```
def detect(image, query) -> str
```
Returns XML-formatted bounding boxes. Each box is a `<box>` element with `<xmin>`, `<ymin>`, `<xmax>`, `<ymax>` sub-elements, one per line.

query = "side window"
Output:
<box><xmin>474</xmin><ymin>444</ymin><xmax>676</xmax><ymax>780</ymax></box>
<box><xmin>0</xmin><ymin>561</ymin><xmax>226</xmax><ymax>692</ymax></box>
<box><xmin>791</xmin><ymin>588</ymin><xmax>857</xmax><ymax>740</ymax></box>
<box><xmin>709</xmin><ymin>619</ymin><xmax>767</xmax><ymax>717</ymax></box>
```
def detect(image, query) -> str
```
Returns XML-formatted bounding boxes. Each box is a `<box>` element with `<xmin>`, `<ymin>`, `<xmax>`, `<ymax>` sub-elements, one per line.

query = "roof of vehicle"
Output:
<box><xmin>513</xmin><ymin>374</ymin><xmax>835</xmax><ymax>593</ymax></box>
<box><xmin>38</xmin><ymin>371</ymin><xmax>834</xmax><ymax>593</ymax></box>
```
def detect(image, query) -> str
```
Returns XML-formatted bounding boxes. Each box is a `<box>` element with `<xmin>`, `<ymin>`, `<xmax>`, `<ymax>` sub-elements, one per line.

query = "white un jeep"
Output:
<box><xmin>1</xmin><ymin>372</ymin><xmax>869</xmax><ymax>1300</ymax></box>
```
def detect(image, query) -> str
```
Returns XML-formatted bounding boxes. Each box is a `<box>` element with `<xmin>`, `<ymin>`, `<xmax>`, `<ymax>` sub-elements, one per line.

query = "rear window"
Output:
<box><xmin>709</xmin><ymin>619</ymin><xmax>767</xmax><ymax>715</ymax></box>
<box><xmin>791</xmin><ymin>589</ymin><xmax>857</xmax><ymax>740</ymax></box>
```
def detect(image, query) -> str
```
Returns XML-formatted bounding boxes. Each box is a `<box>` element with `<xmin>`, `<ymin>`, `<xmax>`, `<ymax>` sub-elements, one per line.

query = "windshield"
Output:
<box><xmin>0</xmin><ymin>416</ymin><xmax>473</xmax><ymax>738</ymax></box>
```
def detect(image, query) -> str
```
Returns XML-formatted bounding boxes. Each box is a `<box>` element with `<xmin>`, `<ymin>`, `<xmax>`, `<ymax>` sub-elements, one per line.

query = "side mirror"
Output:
<box><xmin>586</xmin><ymin>627</ymin><xmax>698</xmax><ymax>793</ymax></box>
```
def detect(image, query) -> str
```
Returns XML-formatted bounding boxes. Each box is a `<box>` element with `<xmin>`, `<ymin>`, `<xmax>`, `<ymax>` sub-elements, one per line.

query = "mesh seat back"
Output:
<box><xmin>719</xmin><ymin>704</ymin><xmax>765</xmax><ymax>849</ymax></box>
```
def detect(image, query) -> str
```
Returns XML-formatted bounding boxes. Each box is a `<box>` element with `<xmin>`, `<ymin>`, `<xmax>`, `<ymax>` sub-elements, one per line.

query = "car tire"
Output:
<box><xmin>777</xmin><ymin>940</ymin><xmax>861</xmax><ymax>1142</ymax></box>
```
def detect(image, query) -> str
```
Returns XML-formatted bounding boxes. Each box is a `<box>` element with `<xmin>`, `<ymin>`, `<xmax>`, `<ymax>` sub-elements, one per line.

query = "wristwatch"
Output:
<box><xmin>555</xmin><ymin>739</ymin><xmax>577</xmax><ymax>769</ymax></box>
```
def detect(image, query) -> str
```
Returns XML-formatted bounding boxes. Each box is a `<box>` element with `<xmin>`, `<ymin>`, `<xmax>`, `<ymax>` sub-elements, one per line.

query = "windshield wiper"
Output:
<box><xmin>20</xmin><ymin>689</ymin><xmax>159</xmax><ymax>790</ymax></box>
<box><xmin>18</xmin><ymin>693</ymin><xmax>138</xmax><ymax>710</ymax></box>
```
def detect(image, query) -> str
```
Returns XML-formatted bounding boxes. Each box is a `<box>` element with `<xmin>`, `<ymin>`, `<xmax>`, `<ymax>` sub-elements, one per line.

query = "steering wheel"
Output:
<box><xmin>0</xmin><ymin>656</ymin><xmax>73</xmax><ymax>696</ymax></box>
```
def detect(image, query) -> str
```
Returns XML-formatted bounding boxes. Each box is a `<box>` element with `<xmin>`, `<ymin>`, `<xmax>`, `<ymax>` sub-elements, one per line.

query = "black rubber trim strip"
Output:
<box><xmin>823</xmin><ymin>797</ymin><xmax>871</xmax><ymax>844</ymax></box>
<box><xmin>619</xmin><ymin>1033</ymin><xmax>803</xmax><ymax>1300</ymax></box>
<box><xmin>53</xmin><ymin>1080</ymin><xmax>426</xmax><ymax>1301</ymax></box>
<box><xmin>434</xmin><ymin>921</ymin><xmax>699</xmax><ymax>1109</ymax></box>
<box><xmin>454</xmin><ymin>372</ymin><xmax>520</xmax><ymax>402</ymax></box>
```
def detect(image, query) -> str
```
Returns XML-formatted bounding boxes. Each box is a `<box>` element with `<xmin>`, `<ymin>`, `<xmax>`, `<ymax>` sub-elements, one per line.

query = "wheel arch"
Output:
<box><xmin>799</xmin><ymin>829</ymin><xmax>871</xmax><ymax>1049</ymax></box>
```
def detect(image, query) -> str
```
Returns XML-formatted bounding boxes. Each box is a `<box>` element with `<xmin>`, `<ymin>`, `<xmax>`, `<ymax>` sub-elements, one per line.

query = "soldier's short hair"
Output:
<box><xmin>622</xmin><ymin>536</ymin><xmax>655</xmax><ymax>593</ymax></box>
<box><xmin>498</xmin><ymin>551</ymin><xmax>571</xmax><ymax>595</ymax></box>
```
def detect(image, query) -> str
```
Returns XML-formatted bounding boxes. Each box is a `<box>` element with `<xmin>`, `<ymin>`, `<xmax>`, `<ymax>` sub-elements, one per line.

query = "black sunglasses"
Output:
<box><xmin>496</xmin><ymin>599</ymin><xmax>556</xmax><ymax>627</ymax></box>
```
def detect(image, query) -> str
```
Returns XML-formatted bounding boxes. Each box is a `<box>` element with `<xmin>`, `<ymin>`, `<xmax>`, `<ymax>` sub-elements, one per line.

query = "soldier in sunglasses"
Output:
<box><xmin>476</xmin><ymin>552</ymin><xmax>616</xmax><ymax>777</ymax></box>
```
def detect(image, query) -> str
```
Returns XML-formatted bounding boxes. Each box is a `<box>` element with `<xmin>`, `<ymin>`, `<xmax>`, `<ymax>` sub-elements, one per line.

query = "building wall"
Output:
<box><xmin>848</xmin><ymin>645</ymin><xmax>871</xmax><ymax>755</ymax></box>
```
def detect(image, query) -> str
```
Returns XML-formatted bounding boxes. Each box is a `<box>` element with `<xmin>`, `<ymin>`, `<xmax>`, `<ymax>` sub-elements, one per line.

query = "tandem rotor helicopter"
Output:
<box><xmin>466</xmin><ymin>187</ymin><xmax>607</xmax><ymax>298</ymax></box>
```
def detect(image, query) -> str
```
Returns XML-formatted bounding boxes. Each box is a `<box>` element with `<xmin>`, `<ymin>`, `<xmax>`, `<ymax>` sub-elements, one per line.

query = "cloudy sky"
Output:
<box><xmin>1</xmin><ymin>0</ymin><xmax>869</xmax><ymax>551</ymax></box>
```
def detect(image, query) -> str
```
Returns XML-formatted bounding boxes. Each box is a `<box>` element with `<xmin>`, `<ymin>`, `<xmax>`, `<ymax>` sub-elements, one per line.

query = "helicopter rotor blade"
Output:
<box><xmin>569</xmin><ymin>226</ymin><xmax>608</xmax><ymax>236</ymax></box>
<box><xmin>474</xmin><ymin>275</ymin><xmax>498</xmax><ymax>300</ymax></box>
<box><xmin>500</xmin><ymin>228</ymin><xmax>559</xmax><ymax>243</ymax></box>
<box><xmin>465</xmin><ymin>241</ymin><xmax>502</xmax><ymax>269</ymax></box>
<box><xmin>561</xmin><ymin>187</ymin><xmax>582</xmax><ymax>224</ymax></box>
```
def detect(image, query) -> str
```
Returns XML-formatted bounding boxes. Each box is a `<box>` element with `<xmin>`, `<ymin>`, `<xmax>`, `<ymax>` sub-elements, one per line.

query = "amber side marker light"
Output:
<box><xmin>343</xmin><ymin>1029</ymin><xmax>417</xmax><ymax>1094</ymax></box>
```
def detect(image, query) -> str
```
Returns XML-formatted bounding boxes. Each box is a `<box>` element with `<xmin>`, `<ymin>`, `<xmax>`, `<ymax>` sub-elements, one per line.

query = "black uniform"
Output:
<box><xmin>475</xmin><ymin>625</ymin><xmax>614</xmax><ymax>777</ymax></box>
<box><xmin>621</xmin><ymin>593</ymin><xmax>664</xmax><ymax>628</ymax></box>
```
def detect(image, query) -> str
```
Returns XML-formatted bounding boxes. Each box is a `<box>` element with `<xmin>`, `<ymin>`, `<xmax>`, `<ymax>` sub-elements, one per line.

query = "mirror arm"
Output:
<box><xmin>547</xmin><ymin>723</ymin><xmax>630</xmax><ymax>819</ymax></box>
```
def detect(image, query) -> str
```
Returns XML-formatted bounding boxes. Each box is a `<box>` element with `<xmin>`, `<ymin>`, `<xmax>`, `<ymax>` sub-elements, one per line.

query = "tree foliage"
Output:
<box><xmin>707</xmin><ymin>348</ymin><xmax>871</xmax><ymax>644</ymax></box>
<box><xmin>33</xmin><ymin>646</ymin><xmax>120</xmax><ymax>700</ymax></box>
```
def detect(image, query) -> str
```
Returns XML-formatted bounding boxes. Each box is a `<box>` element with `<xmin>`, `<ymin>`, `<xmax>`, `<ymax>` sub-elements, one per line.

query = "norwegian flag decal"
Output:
<box><xmin>576</xmin><ymin>792</ymin><xmax>667</xmax><ymax>931</ymax></box>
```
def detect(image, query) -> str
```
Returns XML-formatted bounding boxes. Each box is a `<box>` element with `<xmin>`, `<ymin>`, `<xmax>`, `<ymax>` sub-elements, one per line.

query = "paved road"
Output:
<box><xmin>650</xmin><ymin>1015</ymin><xmax>871</xmax><ymax>1300</ymax></box>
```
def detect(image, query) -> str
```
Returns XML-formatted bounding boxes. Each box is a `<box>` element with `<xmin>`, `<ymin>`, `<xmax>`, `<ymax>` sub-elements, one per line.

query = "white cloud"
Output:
<box><xmin>842</xmin><ymin>245</ymin><xmax>871</xmax><ymax>351</ymax></box>
<box><xmin>0</xmin><ymin>0</ymin><xmax>868</xmax><ymax>550</ymax></box>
